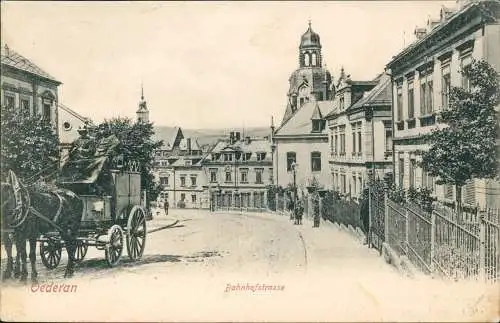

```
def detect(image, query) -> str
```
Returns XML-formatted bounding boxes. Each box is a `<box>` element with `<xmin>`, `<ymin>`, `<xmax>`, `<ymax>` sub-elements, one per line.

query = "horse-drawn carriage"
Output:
<box><xmin>1</xmin><ymin>133</ymin><xmax>149</xmax><ymax>281</ymax></box>
<box><xmin>40</xmin><ymin>134</ymin><xmax>148</xmax><ymax>268</ymax></box>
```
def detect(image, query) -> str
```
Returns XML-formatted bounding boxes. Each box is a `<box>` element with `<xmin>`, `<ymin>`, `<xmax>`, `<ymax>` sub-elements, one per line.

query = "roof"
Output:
<box><xmin>153</xmin><ymin>126</ymin><xmax>184</xmax><ymax>150</ymax></box>
<box><xmin>310</xmin><ymin>103</ymin><xmax>323</xmax><ymax>119</ymax></box>
<box><xmin>1</xmin><ymin>45</ymin><xmax>60</xmax><ymax>84</ymax></box>
<box><xmin>348</xmin><ymin>73</ymin><xmax>392</xmax><ymax>111</ymax></box>
<box><xmin>386</xmin><ymin>1</ymin><xmax>498</xmax><ymax>69</ymax></box>
<box><xmin>58</xmin><ymin>103</ymin><xmax>92</xmax><ymax>124</ymax></box>
<box><xmin>275</xmin><ymin>100</ymin><xmax>334</xmax><ymax>136</ymax></box>
<box><xmin>179</xmin><ymin>137</ymin><xmax>201</xmax><ymax>151</ymax></box>
<box><xmin>300</xmin><ymin>22</ymin><xmax>321</xmax><ymax>49</ymax></box>
<box><xmin>210</xmin><ymin>138</ymin><xmax>272</xmax><ymax>154</ymax></box>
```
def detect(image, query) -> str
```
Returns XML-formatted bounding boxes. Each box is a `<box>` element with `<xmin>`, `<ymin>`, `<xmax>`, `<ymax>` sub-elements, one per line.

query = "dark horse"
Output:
<box><xmin>1</xmin><ymin>170</ymin><xmax>83</xmax><ymax>282</ymax></box>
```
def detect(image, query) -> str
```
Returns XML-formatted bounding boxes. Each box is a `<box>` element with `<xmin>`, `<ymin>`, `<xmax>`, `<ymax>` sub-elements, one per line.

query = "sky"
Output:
<box><xmin>2</xmin><ymin>1</ymin><xmax>456</xmax><ymax>129</ymax></box>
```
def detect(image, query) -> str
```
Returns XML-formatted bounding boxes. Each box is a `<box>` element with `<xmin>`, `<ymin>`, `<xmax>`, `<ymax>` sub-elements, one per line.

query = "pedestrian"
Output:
<box><xmin>164</xmin><ymin>200</ymin><xmax>169</xmax><ymax>216</ymax></box>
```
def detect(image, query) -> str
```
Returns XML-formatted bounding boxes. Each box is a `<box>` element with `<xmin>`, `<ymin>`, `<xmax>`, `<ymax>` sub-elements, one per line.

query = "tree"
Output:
<box><xmin>94</xmin><ymin>117</ymin><xmax>163</xmax><ymax>205</ymax></box>
<box><xmin>1</xmin><ymin>105</ymin><xmax>60</xmax><ymax>182</ymax></box>
<box><xmin>421</xmin><ymin>59</ymin><xmax>499</xmax><ymax>220</ymax></box>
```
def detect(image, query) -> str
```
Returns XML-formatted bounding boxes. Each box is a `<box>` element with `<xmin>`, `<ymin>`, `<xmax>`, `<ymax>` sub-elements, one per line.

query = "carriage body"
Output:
<box><xmin>39</xmin><ymin>135</ymin><xmax>148</xmax><ymax>269</ymax></box>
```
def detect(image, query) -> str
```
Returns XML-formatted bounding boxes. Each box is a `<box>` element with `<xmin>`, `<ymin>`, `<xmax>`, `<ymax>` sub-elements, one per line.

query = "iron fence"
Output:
<box><xmin>383</xmin><ymin>192</ymin><xmax>499</xmax><ymax>281</ymax></box>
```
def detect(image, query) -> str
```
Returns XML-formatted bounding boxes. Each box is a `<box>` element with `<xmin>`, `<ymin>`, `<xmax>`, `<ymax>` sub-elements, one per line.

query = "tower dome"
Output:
<box><xmin>300</xmin><ymin>21</ymin><xmax>321</xmax><ymax>49</ymax></box>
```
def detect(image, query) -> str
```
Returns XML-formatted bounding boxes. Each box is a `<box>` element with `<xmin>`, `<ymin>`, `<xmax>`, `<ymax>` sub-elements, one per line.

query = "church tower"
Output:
<box><xmin>136</xmin><ymin>84</ymin><xmax>149</xmax><ymax>123</ymax></box>
<box><xmin>281</xmin><ymin>21</ymin><xmax>333</xmax><ymax>125</ymax></box>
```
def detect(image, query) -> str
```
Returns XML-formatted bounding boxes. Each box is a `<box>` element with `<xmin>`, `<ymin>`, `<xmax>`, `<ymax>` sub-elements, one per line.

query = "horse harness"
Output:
<box><xmin>8</xmin><ymin>182</ymin><xmax>65</xmax><ymax>233</ymax></box>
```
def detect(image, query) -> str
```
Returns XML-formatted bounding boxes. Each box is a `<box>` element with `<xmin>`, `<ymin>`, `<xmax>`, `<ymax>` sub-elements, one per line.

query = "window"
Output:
<box><xmin>224</xmin><ymin>153</ymin><xmax>233</xmax><ymax>162</ymax></box>
<box><xmin>240</xmin><ymin>170</ymin><xmax>248</xmax><ymax>183</ymax></box>
<box><xmin>160</xmin><ymin>177</ymin><xmax>169</xmax><ymax>186</ymax></box>
<box><xmin>269</xmin><ymin>168</ymin><xmax>273</xmax><ymax>183</ymax></box>
<box><xmin>398</xmin><ymin>155</ymin><xmax>404</xmax><ymax>188</ymax></box>
<box><xmin>180</xmin><ymin>193</ymin><xmax>186</xmax><ymax>201</ymax></box>
<box><xmin>352</xmin><ymin>128</ymin><xmax>356</xmax><ymax>154</ymax></box>
<box><xmin>190</xmin><ymin>176</ymin><xmax>197</xmax><ymax>187</ymax></box>
<box><xmin>63</xmin><ymin>121</ymin><xmax>72</xmax><ymax>131</ymax></box>
<box><xmin>407</xmin><ymin>81</ymin><xmax>415</xmax><ymax>119</ymax></box>
<box><xmin>422</xmin><ymin>168</ymin><xmax>434</xmax><ymax>191</ymax></box>
<box><xmin>334</xmin><ymin>133</ymin><xmax>338</xmax><ymax>155</ymax></box>
<box><xmin>409</xmin><ymin>159</ymin><xmax>416</xmax><ymax>188</ymax></box>
<box><xmin>396</xmin><ymin>86</ymin><xmax>403</xmax><ymax>121</ymax></box>
<box><xmin>441</xmin><ymin>63</ymin><xmax>451</xmax><ymax>109</ymax></box>
<box><xmin>312</xmin><ymin>120</ymin><xmax>322</xmax><ymax>132</ymax></box>
<box><xmin>5</xmin><ymin>94</ymin><xmax>14</xmax><ymax>109</ymax></box>
<box><xmin>461</xmin><ymin>54</ymin><xmax>472</xmax><ymax>91</ymax></box>
<box><xmin>352</xmin><ymin>175</ymin><xmax>357</xmax><ymax>196</ymax></box>
<box><xmin>256</xmin><ymin>152</ymin><xmax>266</xmax><ymax>161</ymax></box>
<box><xmin>43</xmin><ymin>101</ymin><xmax>51</xmax><ymax>122</ymax></box>
<box><xmin>341</xmin><ymin>174</ymin><xmax>346</xmax><ymax>193</ymax></box>
<box><xmin>180</xmin><ymin>176</ymin><xmax>186</xmax><ymax>187</ymax></box>
<box><xmin>300</xmin><ymin>97</ymin><xmax>305</xmax><ymax>107</ymax></box>
<box><xmin>160</xmin><ymin>161</ymin><xmax>168</xmax><ymax>167</ymax></box>
<box><xmin>339</xmin><ymin>96</ymin><xmax>345</xmax><ymax>110</ymax></box>
<box><xmin>191</xmin><ymin>194</ymin><xmax>197</xmax><ymax>203</ymax></box>
<box><xmin>385</xmin><ymin>129</ymin><xmax>392</xmax><ymax>153</ymax></box>
<box><xmin>311</xmin><ymin>151</ymin><xmax>321</xmax><ymax>172</ymax></box>
<box><xmin>286</xmin><ymin>152</ymin><xmax>296</xmax><ymax>172</ymax></box>
<box><xmin>358</xmin><ymin>176</ymin><xmax>363</xmax><ymax>193</ymax></box>
<box><xmin>339</xmin><ymin>127</ymin><xmax>346</xmax><ymax>155</ymax></box>
<box><xmin>255</xmin><ymin>169</ymin><xmax>263</xmax><ymax>184</ymax></box>
<box><xmin>419</xmin><ymin>68</ymin><xmax>434</xmax><ymax>115</ymax></box>
<box><xmin>357</xmin><ymin>129</ymin><xmax>362</xmax><ymax>154</ymax></box>
<box><xmin>225</xmin><ymin>171</ymin><xmax>232</xmax><ymax>183</ymax></box>
<box><xmin>185</xmin><ymin>160</ymin><xmax>192</xmax><ymax>166</ymax></box>
<box><xmin>210</xmin><ymin>169</ymin><xmax>217</xmax><ymax>183</ymax></box>
<box><xmin>21</xmin><ymin>99</ymin><xmax>30</xmax><ymax>115</ymax></box>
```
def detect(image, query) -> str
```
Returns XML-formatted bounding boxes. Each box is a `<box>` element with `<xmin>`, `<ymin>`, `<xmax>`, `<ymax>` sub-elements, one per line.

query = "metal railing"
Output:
<box><xmin>384</xmin><ymin>194</ymin><xmax>499</xmax><ymax>281</ymax></box>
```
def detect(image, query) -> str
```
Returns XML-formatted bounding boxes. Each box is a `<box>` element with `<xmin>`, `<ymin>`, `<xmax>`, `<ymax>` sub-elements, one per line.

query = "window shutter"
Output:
<box><xmin>463</xmin><ymin>181</ymin><xmax>476</xmax><ymax>205</ymax></box>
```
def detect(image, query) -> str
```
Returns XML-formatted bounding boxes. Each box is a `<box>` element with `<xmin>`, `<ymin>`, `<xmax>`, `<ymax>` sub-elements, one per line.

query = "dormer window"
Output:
<box><xmin>312</xmin><ymin>120</ymin><xmax>324</xmax><ymax>133</ymax></box>
<box><xmin>224</xmin><ymin>153</ymin><xmax>233</xmax><ymax>162</ymax></box>
<box><xmin>339</xmin><ymin>96</ymin><xmax>345</xmax><ymax>110</ymax></box>
<box><xmin>256</xmin><ymin>152</ymin><xmax>266</xmax><ymax>161</ymax></box>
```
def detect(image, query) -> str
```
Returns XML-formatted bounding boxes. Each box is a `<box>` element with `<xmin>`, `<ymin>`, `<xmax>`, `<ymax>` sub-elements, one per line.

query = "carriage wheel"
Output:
<box><xmin>105</xmin><ymin>225</ymin><xmax>123</xmax><ymax>267</ymax></box>
<box><xmin>126</xmin><ymin>206</ymin><xmax>147</xmax><ymax>261</ymax></box>
<box><xmin>40</xmin><ymin>239</ymin><xmax>62</xmax><ymax>270</ymax></box>
<box><xmin>74</xmin><ymin>240</ymin><xmax>88</xmax><ymax>263</ymax></box>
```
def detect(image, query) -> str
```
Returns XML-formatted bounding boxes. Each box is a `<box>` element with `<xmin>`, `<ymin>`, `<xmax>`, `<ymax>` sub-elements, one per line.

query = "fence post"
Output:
<box><xmin>368</xmin><ymin>185</ymin><xmax>372</xmax><ymax>248</ymax></box>
<box><xmin>430</xmin><ymin>211</ymin><xmax>436</xmax><ymax>275</ymax></box>
<box><xmin>384</xmin><ymin>191</ymin><xmax>389</xmax><ymax>244</ymax></box>
<box><xmin>479</xmin><ymin>211</ymin><xmax>486</xmax><ymax>281</ymax></box>
<box><xmin>405</xmin><ymin>205</ymin><xmax>409</xmax><ymax>254</ymax></box>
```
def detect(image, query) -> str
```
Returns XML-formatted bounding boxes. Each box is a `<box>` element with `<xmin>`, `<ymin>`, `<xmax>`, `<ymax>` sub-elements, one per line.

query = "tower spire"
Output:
<box><xmin>141</xmin><ymin>83</ymin><xmax>144</xmax><ymax>100</ymax></box>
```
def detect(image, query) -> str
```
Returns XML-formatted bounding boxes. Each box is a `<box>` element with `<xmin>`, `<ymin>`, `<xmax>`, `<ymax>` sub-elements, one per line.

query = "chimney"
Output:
<box><xmin>414</xmin><ymin>27</ymin><xmax>427</xmax><ymax>40</ymax></box>
<box><xmin>229</xmin><ymin>131</ymin><xmax>235</xmax><ymax>144</ymax></box>
<box><xmin>245</xmin><ymin>136</ymin><xmax>251</xmax><ymax>145</ymax></box>
<box><xmin>235</xmin><ymin>131</ymin><xmax>241</xmax><ymax>142</ymax></box>
<box><xmin>187</xmin><ymin>138</ymin><xmax>192</xmax><ymax>155</ymax></box>
<box><xmin>4</xmin><ymin>44</ymin><xmax>9</xmax><ymax>56</ymax></box>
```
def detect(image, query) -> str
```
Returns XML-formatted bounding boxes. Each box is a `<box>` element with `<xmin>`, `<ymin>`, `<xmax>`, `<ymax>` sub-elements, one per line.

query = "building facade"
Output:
<box><xmin>326</xmin><ymin>71</ymin><xmax>393</xmax><ymax>198</ymax></box>
<box><xmin>204</xmin><ymin>131</ymin><xmax>273</xmax><ymax>210</ymax></box>
<box><xmin>273</xmin><ymin>22</ymin><xmax>335</xmax><ymax>192</ymax></box>
<box><xmin>1</xmin><ymin>44</ymin><xmax>61</xmax><ymax>131</ymax></box>
<box><xmin>386</xmin><ymin>0</ymin><xmax>500</xmax><ymax>208</ymax></box>
<box><xmin>58</xmin><ymin>103</ymin><xmax>93</xmax><ymax>163</ymax></box>
<box><xmin>152</xmin><ymin>126</ymin><xmax>207</xmax><ymax>209</ymax></box>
